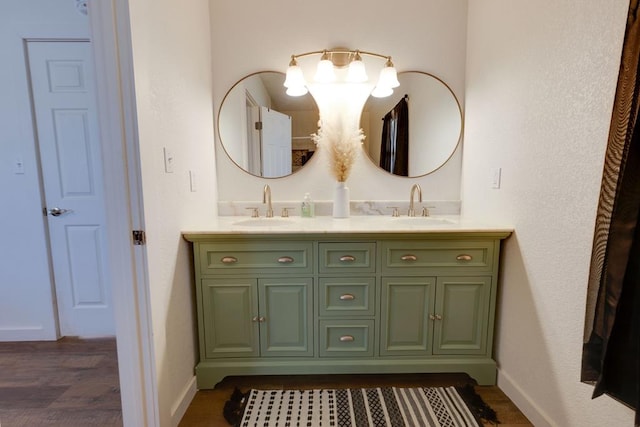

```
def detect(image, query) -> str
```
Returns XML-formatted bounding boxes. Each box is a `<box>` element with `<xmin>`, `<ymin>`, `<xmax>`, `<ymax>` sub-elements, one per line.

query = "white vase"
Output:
<box><xmin>333</xmin><ymin>181</ymin><xmax>350</xmax><ymax>218</ymax></box>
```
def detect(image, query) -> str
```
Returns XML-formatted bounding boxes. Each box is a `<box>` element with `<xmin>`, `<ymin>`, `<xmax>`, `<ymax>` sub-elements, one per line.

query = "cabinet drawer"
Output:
<box><xmin>318</xmin><ymin>278</ymin><xmax>375</xmax><ymax>317</ymax></box>
<box><xmin>319</xmin><ymin>320</ymin><xmax>375</xmax><ymax>357</ymax></box>
<box><xmin>381</xmin><ymin>240</ymin><xmax>494</xmax><ymax>273</ymax></box>
<box><xmin>198</xmin><ymin>242</ymin><xmax>312</xmax><ymax>275</ymax></box>
<box><xmin>319</xmin><ymin>242</ymin><xmax>376</xmax><ymax>274</ymax></box>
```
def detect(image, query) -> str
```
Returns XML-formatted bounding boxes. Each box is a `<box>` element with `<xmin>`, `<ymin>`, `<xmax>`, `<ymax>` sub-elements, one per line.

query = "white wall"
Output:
<box><xmin>0</xmin><ymin>0</ymin><xmax>90</xmax><ymax>341</ymax></box>
<box><xmin>464</xmin><ymin>1</ymin><xmax>634</xmax><ymax>425</ymax></box>
<box><xmin>126</xmin><ymin>0</ymin><xmax>217</xmax><ymax>424</ymax></box>
<box><xmin>210</xmin><ymin>0</ymin><xmax>468</xmax><ymax>206</ymax></box>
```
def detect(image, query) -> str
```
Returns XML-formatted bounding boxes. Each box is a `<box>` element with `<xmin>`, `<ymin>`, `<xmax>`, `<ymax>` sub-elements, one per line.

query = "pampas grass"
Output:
<box><xmin>312</xmin><ymin>115</ymin><xmax>365</xmax><ymax>182</ymax></box>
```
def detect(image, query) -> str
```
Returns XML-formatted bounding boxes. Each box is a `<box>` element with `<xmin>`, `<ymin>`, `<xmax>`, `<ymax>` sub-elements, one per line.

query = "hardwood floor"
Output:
<box><xmin>0</xmin><ymin>337</ymin><xmax>122</xmax><ymax>426</ymax></box>
<box><xmin>180</xmin><ymin>373</ymin><xmax>533</xmax><ymax>427</ymax></box>
<box><xmin>0</xmin><ymin>338</ymin><xmax>532</xmax><ymax>426</ymax></box>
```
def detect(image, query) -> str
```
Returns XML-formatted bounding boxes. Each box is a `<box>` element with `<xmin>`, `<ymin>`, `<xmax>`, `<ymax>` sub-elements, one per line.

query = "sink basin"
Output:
<box><xmin>232</xmin><ymin>218</ymin><xmax>295</xmax><ymax>227</ymax></box>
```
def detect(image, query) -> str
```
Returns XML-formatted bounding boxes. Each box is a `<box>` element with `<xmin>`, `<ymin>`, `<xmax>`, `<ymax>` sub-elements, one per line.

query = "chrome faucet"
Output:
<box><xmin>408</xmin><ymin>184</ymin><xmax>422</xmax><ymax>217</ymax></box>
<box><xmin>263</xmin><ymin>184</ymin><xmax>273</xmax><ymax>218</ymax></box>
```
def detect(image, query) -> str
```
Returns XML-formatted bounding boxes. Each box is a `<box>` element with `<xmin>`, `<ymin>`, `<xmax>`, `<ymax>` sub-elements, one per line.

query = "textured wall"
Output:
<box><xmin>463</xmin><ymin>1</ymin><xmax>633</xmax><ymax>425</ymax></box>
<box><xmin>126</xmin><ymin>0</ymin><xmax>217</xmax><ymax>423</ymax></box>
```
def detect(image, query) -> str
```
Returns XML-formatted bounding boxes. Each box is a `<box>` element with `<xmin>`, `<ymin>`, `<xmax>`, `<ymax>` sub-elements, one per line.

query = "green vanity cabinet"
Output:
<box><xmin>185</xmin><ymin>231</ymin><xmax>509</xmax><ymax>388</ymax></box>
<box><xmin>201</xmin><ymin>277</ymin><xmax>313</xmax><ymax>358</ymax></box>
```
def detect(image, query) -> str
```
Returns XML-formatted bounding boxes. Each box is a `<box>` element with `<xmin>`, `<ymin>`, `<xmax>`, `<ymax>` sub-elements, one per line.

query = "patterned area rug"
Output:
<box><xmin>224</xmin><ymin>385</ymin><xmax>497</xmax><ymax>426</ymax></box>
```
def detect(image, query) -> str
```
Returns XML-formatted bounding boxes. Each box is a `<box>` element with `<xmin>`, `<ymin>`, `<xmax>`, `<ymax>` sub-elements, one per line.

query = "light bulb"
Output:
<box><xmin>371</xmin><ymin>85</ymin><xmax>393</xmax><ymax>98</ymax></box>
<box><xmin>314</xmin><ymin>51</ymin><xmax>336</xmax><ymax>83</ymax></box>
<box><xmin>377</xmin><ymin>57</ymin><xmax>400</xmax><ymax>89</ymax></box>
<box><xmin>284</xmin><ymin>56</ymin><xmax>306</xmax><ymax>88</ymax></box>
<box><xmin>346</xmin><ymin>51</ymin><xmax>368</xmax><ymax>83</ymax></box>
<box><xmin>286</xmin><ymin>85</ymin><xmax>308</xmax><ymax>97</ymax></box>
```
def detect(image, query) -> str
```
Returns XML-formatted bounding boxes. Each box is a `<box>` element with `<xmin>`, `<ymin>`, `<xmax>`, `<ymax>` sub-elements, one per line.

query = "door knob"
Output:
<box><xmin>48</xmin><ymin>207</ymin><xmax>72</xmax><ymax>217</ymax></box>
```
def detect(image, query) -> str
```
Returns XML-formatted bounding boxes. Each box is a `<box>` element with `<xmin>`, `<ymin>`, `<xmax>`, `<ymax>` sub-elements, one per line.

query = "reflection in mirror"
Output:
<box><xmin>361</xmin><ymin>72</ymin><xmax>462</xmax><ymax>177</ymax></box>
<box><xmin>217</xmin><ymin>71</ymin><xmax>320</xmax><ymax>178</ymax></box>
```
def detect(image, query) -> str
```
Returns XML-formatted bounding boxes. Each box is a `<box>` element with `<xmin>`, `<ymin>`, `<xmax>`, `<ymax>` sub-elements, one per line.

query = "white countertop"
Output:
<box><xmin>182</xmin><ymin>215</ymin><xmax>513</xmax><ymax>237</ymax></box>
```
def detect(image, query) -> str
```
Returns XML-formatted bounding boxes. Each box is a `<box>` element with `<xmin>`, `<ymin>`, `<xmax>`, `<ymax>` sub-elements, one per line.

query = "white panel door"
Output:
<box><xmin>260</xmin><ymin>106</ymin><xmax>292</xmax><ymax>177</ymax></box>
<box><xmin>27</xmin><ymin>40</ymin><xmax>114</xmax><ymax>337</ymax></box>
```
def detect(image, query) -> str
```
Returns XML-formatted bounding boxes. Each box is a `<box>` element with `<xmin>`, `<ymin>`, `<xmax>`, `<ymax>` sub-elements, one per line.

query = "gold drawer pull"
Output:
<box><xmin>339</xmin><ymin>255</ymin><xmax>356</xmax><ymax>262</ymax></box>
<box><xmin>340</xmin><ymin>335</ymin><xmax>354</xmax><ymax>342</ymax></box>
<box><xmin>401</xmin><ymin>254</ymin><xmax>418</xmax><ymax>262</ymax></box>
<box><xmin>277</xmin><ymin>256</ymin><xmax>294</xmax><ymax>264</ymax></box>
<box><xmin>221</xmin><ymin>256</ymin><xmax>238</xmax><ymax>264</ymax></box>
<box><xmin>339</xmin><ymin>294</ymin><xmax>355</xmax><ymax>301</ymax></box>
<box><xmin>456</xmin><ymin>254</ymin><xmax>473</xmax><ymax>261</ymax></box>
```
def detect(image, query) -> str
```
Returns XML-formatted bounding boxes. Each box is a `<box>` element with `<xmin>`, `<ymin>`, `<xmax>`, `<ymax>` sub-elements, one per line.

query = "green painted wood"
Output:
<box><xmin>198</xmin><ymin>241</ymin><xmax>313</xmax><ymax>275</ymax></box>
<box><xmin>259</xmin><ymin>278</ymin><xmax>314</xmax><ymax>357</ymax></box>
<box><xmin>318</xmin><ymin>278</ymin><xmax>376</xmax><ymax>317</ymax></box>
<box><xmin>380</xmin><ymin>277</ymin><xmax>436</xmax><ymax>356</ymax></box>
<box><xmin>381</xmin><ymin>240</ymin><xmax>494</xmax><ymax>274</ymax></box>
<box><xmin>201</xmin><ymin>278</ymin><xmax>259</xmax><ymax>358</ymax></box>
<box><xmin>319</xmin><ymin>242</ymin><xmax>376</xmax><ymax>274</ymax></box>
<box><xmin>319</xmin><ymin>319</ymin><xmax>375</xmax><ymax>357</ymax></box>
<box><xmin>433</xmin><ymin>276</ymin><xmax>492</xmax><ymax>355</ymax></box>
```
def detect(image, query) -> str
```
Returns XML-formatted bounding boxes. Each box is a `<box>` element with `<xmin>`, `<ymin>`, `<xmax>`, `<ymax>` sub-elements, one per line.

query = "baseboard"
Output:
<box><xmin>497</xmin><ymin>368</ymin><xmax>555</xmax><ymax>427</ymax></box>
<box><xmin>171</xmin><ymin>375</ymin><xmax>197</xmax><ymax>427</ymax></box>
<box><xmin>0</xmin><ymin>326</ymin><xmax>57</xmax><ymax>342</ymax></box>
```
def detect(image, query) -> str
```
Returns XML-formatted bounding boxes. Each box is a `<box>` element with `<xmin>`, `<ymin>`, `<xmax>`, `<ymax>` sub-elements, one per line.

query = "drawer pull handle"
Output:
<box><xmin>340</xmin><ymin>335</ymin><xmax>355</xmax><ymax>342</ymax></box>
<box><xmin>456</xmin><ymin>254</ymin><xmax>473</xmax><ymax>261</ymax></box>
<box><xmin>221</xmin><ymin>256</ymin><xmax>238</xmax><ymax>264</ymax></box>
<box><xmin>339</xmin><ymin>294</ymin><xmax>355</xmax><ymax>301</ymax></box>
<box><xmin>401</xmin><ymin>254</ymin><xmax>418</xmax><ymax>262</ymax></box>
<box><xmin>339</xmin><ymin>255</ymin><xmax>356</xmax><ymax>262</ymax></box>
<box><xmin>277</xmin><ymin>256</ymin><xmax>294</xmax><ymax>264</ymax></box>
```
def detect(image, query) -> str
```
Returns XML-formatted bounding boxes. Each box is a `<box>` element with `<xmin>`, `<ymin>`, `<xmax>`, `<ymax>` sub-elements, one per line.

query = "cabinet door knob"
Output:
<box><xmin>429</xmin><ymin>314</ymin><xmax>436</xmax><ymax>321</ymax></box>
<box><xmin>456</xmin><ymin>254</ymin><xmax>472</xmax><ymax>261</ymax></box>
<box><xmin>221</xmin><ymin>256</ymin><xmax>238</xmax><ymax>264</ymax></box>
<box><xmin>339</xmin><ymin>294</ymin><xmax>355</xmax><ymax>301</ymax></box>
<box><xmin>252</xmin><ymin>316</ymin><xmax>259</xmax><ymax>322</ymax></box>
<box><xmin>339</xmin><ymin>255</ymin><xmax>356</xmax><ymax>262</ymax></box>
<box><xmin>339</xmin><ymin>335</ymin><xmax>354</xmax><ymax>342</ymax></box>
<box><xmin>277</xmin><ymin>256</ymin><xmax>294</xmax><ymax>264</ymax></box>
<box><xmin>435</xmin><ymin>314</ymin><xmax>443</xmax><ymax>321</ymax></box>
<box><xmin>401</xmin><ymin>254</ymin><xmax>418</xmax><ymax>262</ymax></box>
<box><xmin>258</xmin><ymin>316</ymin><xmax>266</xmax><ymax>323</ymax></box>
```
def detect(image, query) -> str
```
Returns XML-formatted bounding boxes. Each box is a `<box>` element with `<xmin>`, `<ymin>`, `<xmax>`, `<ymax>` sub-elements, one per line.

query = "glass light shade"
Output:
<box><xmin>286</xmin><ymin>85</ymin><xmax>308</xmax><ymax>97</ymax></box>
<box><xmin>371</xmin><ymin>85</ymin><xmax>393</xmax><ymax>98</ymax></box>
<box><xmin>346</xmin><ymin>59</ymin><xmax>368</xmax><ymax>83</ymax></box>
<box><xmin>377</xmin><ymin>64</ymin><xmax>400</xmax><ymax>89</ymax></box>
<box><xmin>284</xmin><ymin>64</ymin><xmax>306</xmax><ymax>88</ymax></box>
<box><xmin>314</xmin><ymin>58</ymin><xmax>336</xmax><ymax>83</ymax></box>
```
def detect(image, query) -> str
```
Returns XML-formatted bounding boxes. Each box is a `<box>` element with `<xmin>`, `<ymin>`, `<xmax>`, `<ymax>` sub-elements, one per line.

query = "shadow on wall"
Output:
<box><xmin>493</xmin><ymin>233</ymin><xmax>569</xmax><ymax>426</ymax></box>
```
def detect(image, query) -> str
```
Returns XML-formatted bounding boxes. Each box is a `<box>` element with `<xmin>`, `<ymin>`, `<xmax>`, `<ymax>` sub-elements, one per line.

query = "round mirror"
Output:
<box><xmin>217</xmin><ymin>71</ymin><xmax>320</xmax><ymax>178</ymax></box>
<box><xmin>360</xmin><ymin>71</ymin><xmax>462</xmax><ymax>177</ymax></box>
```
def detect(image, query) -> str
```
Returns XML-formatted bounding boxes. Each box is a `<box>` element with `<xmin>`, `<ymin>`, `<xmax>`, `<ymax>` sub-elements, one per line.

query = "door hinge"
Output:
<box><xmin>255</xmin><ymin>121</ymin><xmax>263</xmax><ymax>130</ymax></box>
<box><xmin>132</xmin><ymin>230</ymin><xmax>146</xmax><ymax>245</ymax></box>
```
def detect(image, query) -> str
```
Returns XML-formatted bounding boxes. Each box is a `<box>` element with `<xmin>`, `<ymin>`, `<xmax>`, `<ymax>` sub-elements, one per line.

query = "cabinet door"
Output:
<box><xmin>259</xmin><ymin>278</ymin><xmax>313</xmax><ymax>357</ymax></box>
<box><xmin>433</xmin><ymin>276</ymin><xmax>491</xmax><ymax>355</ymax></box>
<box><xmin>202</xmin><ymin>278</ymin><xmax>259</xmax><ymax>358</ymax></box>
<box><xmin>380</xmin><ymin>277</ymin><xmax>436</xmax><ymax>356</ymax></box>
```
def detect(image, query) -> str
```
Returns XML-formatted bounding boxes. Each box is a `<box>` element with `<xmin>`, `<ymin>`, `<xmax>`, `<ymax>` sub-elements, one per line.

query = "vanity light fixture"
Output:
<box><xmin>284</xmin><ymin>48</ymin><xmax>399</xmax><ymax>98</ymax></box>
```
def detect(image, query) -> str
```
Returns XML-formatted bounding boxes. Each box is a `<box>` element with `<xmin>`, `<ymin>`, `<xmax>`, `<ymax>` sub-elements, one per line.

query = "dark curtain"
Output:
<box><xmin>379</xmin><ymin>96</ymin><xmax>409</xmax><ymax>176</ymax></box>
<box><xmin>582</xmin><ymin>1</ymin><xmax>640</xmax><ymax>424</ymax></box>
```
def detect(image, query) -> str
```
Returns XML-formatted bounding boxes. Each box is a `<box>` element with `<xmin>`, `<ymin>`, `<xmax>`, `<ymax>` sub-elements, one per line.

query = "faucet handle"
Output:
<box><xmin>421</xmin><ymin>205</ymin><xmax>436</xmax><ymax>217</ymax></box>
<box><xmin>245</xmin><ymin>207</ymin><xmax>260</xmax><ymax>218</ymax></box>
<box><xmin>387</xmin><ymin>206</ymin><xmax>400</xmax><ymax>217</ymax></box>
<box><xmin>281</xmin><ymin>207</ymin><xmax>295</xmax><ymax>218</ymax></box>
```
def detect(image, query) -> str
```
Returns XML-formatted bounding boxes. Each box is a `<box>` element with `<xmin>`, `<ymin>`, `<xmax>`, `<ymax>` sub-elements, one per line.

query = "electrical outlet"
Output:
<box><xmin>163</xmin><ymin>147</ymin><xmax>174</xmax><ymax>173</ymax></box>
<box><xmin>491</xmin><ymin>168</ymin><xmax>502</xmax><ymax>189</ymax></box>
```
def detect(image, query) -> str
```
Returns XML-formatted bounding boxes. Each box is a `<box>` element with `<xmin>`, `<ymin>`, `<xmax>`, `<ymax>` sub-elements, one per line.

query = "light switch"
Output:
<box><xmin>14</xmin><ymin>157</ymin><xmax>25</xmax><ymax>174</ymax></box>
<box><xmin>189</xmin><ymin>170</ymin><xmax>197</xmax><ymax>192</ymax></box>
<box><xmin>163</xmin><ymin>147</ymin><xmax>174</xmax><ymax>173</ymax></box>
<box><xmin>491</xmin><ymin>168</ymin><xmax>502</xmax><ymax>189</ymax></box>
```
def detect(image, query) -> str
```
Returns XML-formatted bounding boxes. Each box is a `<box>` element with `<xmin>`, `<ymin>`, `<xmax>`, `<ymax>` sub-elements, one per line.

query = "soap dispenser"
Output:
<box><xmin>301</xmin><ymin>193</ymin><xmax>315</xmax><ymax>217</ymax></box>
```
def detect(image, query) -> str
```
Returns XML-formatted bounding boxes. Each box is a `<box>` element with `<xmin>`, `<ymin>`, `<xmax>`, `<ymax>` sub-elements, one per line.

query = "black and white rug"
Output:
<box><xmin>224</xmin><ymin>385</ymin><xmax>497</xmax><ymax>426</ymax></box>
